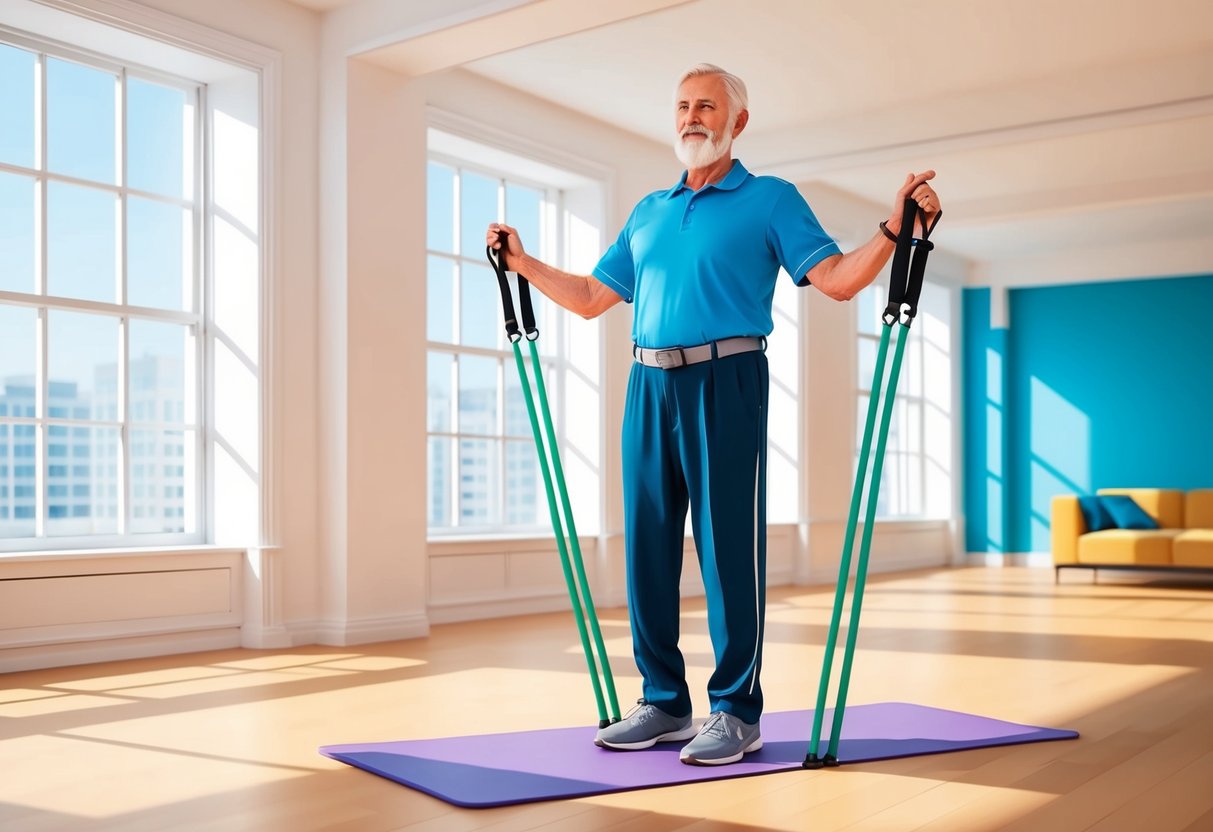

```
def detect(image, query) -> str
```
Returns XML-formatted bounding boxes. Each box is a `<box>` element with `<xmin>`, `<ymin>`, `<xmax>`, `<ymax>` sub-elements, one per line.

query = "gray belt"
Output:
<box><xmin>633</xmin><ymin>336</ymin><xmax>765</xmax><ymax>369</ymax></box>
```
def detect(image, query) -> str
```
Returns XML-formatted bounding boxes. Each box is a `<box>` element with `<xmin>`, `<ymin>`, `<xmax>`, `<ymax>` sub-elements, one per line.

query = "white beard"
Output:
<box><xmin>673</xmin><ymin>118</ymin><xmax>734</xmax><ymax>169</ymax></box>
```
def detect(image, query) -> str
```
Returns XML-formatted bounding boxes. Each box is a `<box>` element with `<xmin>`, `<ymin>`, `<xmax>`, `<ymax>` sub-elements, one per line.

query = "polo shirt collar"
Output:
<box><xmin>664</xmin><ymin>158</ymin><xmax>750</xmax><ymax>198</ymax></box>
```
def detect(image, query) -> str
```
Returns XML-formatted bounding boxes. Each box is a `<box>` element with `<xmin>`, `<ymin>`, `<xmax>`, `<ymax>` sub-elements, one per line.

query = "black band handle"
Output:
<box><xmin>884</xmin><ymin>198</ymin><xmax>917</xmax><ymax>325</ymax></box>
<box><xmin>487</xmin><ymin>232</ymin><xmax>521</xmax><ymax>343</ymax></box>
<box><xmin>883</xmin><ymin>198</ymin><xmax>941</xmax><ymax>327</ymax></box>
<box><xmin>487</xmin><ymin>230</ymin><xmax>539</xmax><ymax>342</ymax></box>
<box><xmin>903</xmin><ymin>206</ymin><xmax>940</xmax><ymax>323</ymax></box>
<box><xmin>517</xmin><ymin>275</ymin><xmax>538</xmax><ymax>340</ymax></box>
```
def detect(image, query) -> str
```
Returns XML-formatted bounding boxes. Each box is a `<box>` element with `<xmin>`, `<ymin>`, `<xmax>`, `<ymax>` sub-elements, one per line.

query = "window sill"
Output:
<box><xmin>0</xmin><ymin>544</ymin><xmax>249</xmax><ymax>564</ymax></box>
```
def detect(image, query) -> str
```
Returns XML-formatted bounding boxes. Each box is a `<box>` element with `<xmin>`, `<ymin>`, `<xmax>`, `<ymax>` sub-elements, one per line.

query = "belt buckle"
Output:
<box><xmin>654</xmin><ymin>348</ymin><xmax>685</xmax><ymax>369</ymax></box>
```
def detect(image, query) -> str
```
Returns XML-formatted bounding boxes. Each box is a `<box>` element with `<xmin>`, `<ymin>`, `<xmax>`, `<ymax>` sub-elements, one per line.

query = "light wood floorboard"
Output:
<box><xmin>2</xmin><ymin>566</ymin><xmax>1212</xmax><ymax>831</ymax></box>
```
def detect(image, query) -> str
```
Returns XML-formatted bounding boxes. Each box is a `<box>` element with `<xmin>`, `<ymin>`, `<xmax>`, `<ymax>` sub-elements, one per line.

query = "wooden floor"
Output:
<box><xmin>3</xmin><ymin>566</ymin><xmax>1213</xmax><ymax>831</ymax></box>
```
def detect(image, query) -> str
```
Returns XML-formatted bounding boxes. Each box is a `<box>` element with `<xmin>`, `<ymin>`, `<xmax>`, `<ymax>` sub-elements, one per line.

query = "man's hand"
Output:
<box><xmin>885</xmin><ymin>171</ymin><xmax>940</xmax><ymax>236</ymax></box>
<box><xmin>483</xmin><ymin>221</ymin><xmax>622</xmax><ymax>319</ymax></box>
<box><xmin>486</xmin><ymin>223</ymin><xmax>526</xmax><ymax>271</ymax></box>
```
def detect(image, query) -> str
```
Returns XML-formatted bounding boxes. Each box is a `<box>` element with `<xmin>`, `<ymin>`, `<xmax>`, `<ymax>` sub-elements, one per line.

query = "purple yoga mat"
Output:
<box><xmin>320</xmin><ymin>702</ymin><xmax>1077</xmax><ymax>808</ymax></box>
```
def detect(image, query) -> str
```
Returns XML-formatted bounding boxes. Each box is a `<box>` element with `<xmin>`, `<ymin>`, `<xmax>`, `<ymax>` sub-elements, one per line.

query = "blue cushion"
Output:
<box><xmin>1100</xmin><ymin>495</ymin><xmax>1159</xmax><ymax>530</ymax></box>
<box><xmin>1078</xmin><ymin>496</ymin><xmax>1115</xmax><ymax>532</ymax></box>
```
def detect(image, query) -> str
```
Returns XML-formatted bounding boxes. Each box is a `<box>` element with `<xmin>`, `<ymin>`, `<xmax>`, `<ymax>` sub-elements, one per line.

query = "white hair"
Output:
<box><xmin>676</xmin><ymin>63</ymin><xmax>749</xmax><ymax>117</ymax></box>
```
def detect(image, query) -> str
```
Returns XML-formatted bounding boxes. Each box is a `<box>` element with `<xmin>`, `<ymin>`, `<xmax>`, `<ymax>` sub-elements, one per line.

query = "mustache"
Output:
<box><xmin>679</xmin><ymin>125</ymin><xmax>715</xmax><ymax>140</ymax></box>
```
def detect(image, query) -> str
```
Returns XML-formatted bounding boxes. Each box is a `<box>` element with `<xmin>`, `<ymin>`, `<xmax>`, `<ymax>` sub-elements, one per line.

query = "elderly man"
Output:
<box><xmin>487</xmin><ymin>63</ymin><xmax>940</xmax><ymax>765</ymax></box>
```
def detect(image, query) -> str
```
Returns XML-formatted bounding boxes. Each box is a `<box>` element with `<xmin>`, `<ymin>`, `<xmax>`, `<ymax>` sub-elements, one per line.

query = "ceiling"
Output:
<box><xmin>299</xmin><ymin>0</ymin><xmax>1213</xmax><ymax>285</ymax></box>
<box><xmin>279</xmin><ymin>0</ymin><xmax>352</xmax><ymax>11</ymax></box>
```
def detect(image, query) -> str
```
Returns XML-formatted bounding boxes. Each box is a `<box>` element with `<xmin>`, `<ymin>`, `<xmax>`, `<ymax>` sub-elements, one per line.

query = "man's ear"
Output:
<box><xmin>732</xmin><ymin>109</ymin><xmax>749</xmax><ymax>138</ymax></box>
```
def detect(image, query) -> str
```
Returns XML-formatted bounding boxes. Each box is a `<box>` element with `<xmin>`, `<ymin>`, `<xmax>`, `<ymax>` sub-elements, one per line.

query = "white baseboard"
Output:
<box><xmin>797</xmin><ymin>553</ymin><xmax>952</xmax><ymax>587</ymax></box>
<box><xmin>969</xmin><ymin>552</ymin><xmax>1053</xmax><ymax>567</ymax></box>
<box><xmin>300</xmin><ymin>613</ymin><xmax>431</xmax><ymax>647</ymax></box>
<box><xmin>427</xmin><ymin>592</ymin><xmax>574</xmax><ymax>625</ymax></box>
<box><xmin>0</xmin><ymin>627</ymin><xmax>242</xmax><ymax>673</ymax></box>
<box><xmin>240</xmin><ymin>624</ymin><xmax>294</xmax><ymax>650</ymax></box>
<box><xmin>426</xmin><ymin>565</ymin><xmax>817</xmax><ymax>626</ymax></box>
<box><xmin>766</xmin><ymin>566</ymin><xmax>795</xmax><ymax>587</ymax></box>
<box><xmin>595</xmin><ymin>589</ymin><xmax>629</xmax><ymax>609</ymax></box>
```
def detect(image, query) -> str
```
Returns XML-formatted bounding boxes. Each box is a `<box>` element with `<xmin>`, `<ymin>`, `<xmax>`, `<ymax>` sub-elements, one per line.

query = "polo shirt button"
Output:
<box><xmin>689</xmin><ymin>204</ymin><xmax>696</xmax><ymax>210</ymax></box>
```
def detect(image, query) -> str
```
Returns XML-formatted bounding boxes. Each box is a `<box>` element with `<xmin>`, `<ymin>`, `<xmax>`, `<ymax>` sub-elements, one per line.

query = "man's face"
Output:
<box><xmin>673</xmin><ymin>74</ymin><xmax>742</xmax><ymax>169</ymax></box>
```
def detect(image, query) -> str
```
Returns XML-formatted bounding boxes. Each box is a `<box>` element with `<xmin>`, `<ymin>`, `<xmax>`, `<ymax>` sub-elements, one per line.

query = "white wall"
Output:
<box><xmin>127</xmin><ymin>0</ymin><xmax>324</xmax><ymax>642</ymax></box>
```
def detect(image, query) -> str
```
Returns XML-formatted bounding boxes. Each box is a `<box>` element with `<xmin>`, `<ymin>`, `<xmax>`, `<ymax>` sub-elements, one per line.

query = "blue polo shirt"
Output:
<box><xmin>592</xmin><ymin>159</ymin><xmax>840</xmax><ymax>349</ymax></box>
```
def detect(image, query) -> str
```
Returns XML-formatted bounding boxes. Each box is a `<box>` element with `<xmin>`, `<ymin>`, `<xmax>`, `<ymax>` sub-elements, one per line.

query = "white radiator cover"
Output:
<box><xmin>0</xmin><ymin>549</ymin><xmax>244</xmax><ymax>671</ymax></box>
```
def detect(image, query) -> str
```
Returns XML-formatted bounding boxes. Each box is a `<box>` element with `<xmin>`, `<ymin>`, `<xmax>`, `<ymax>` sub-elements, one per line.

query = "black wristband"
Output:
<box><xmin>878</xmin><ymin>221</ymin><xmax>898</xmax><ymax>243</ymax></box>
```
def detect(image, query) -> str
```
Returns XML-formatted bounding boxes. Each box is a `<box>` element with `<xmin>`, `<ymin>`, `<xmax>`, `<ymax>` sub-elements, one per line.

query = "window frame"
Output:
<box><xmin>424</xmin><ymin>150</ymin><xmax>569</xmax><ymax>537</ymax></box>
<box><xmin>0</xmin><ymin>29</ymin><xmax>207</xmax><ymax>551</ymax></box>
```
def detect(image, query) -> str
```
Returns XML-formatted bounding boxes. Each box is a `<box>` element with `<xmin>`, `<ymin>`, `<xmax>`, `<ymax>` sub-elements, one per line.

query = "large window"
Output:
<box><xmin>426</xmin><ymin>154</ymin><xmax>564</xmax><ymax>533</ymax></box>
<box><xmin>0</xmin><ymin>36</ymin><xmax>201</xmax><ymax>546</ymax></box>
<box><xmin>855</xmin><ymin>280</ymin><xmax>953</xmax><ymax>519</ymax></box>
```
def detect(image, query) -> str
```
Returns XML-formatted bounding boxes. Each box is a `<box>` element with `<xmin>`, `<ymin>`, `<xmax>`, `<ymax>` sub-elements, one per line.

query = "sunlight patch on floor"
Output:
<box><xmin>0</xmin><ymin>733</ymin><xmax>308</xmax><ymax>820</ymax></box>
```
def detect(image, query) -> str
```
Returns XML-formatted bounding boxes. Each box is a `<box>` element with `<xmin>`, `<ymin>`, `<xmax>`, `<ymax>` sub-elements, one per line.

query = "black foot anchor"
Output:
<box><xmin>598</xmin><ymin>718</ymin><xmax>620</xmax><ymax>729</ymax></box>
<box><xmin>802</xmin><ymin>753</ymin><xmax>839</xmax><ymax>769</ymax></box>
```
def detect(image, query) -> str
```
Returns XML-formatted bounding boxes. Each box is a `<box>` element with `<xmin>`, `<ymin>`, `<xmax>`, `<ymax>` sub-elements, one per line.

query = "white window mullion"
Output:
<box><xmin>200</xmin><ymin>81</ymin><xmax>216</xmax><ymax>543</ymax></box>
<box><xmin>452</xmin><ymin>261</ymin><xmax>462</xmax><ymax>349</ymax></box>
<box><xmin>35</xmin><ymin>51</ymin><xmax>46</xmax><ymax>298</ymax></box>
<box><xmin>33</xmin><ymin>52</ymin><xmax>44</xmax><ymax>172</ymax></box>
<box><xmin>115</xmin><ymin>68</ymin><xmax>125</xmax><ymax>182</ymax></box>
<box><xmin>451</xmin><ymin>168</ymin><xmax>462</xmax><ymax>259</ymax></box>
<box><xmin>32</xmin><ymin>51</ymin><xmax>46</xmax><ymax>538</ymax></box>
<box><xmin>913</xmin><ymin>331</ymin><xmax>923</xmax><ymax>516</ymax></box>
<box><xmin>450</xmin><ymin>228</ymin><xmax>460</xmax><ymax>526</ymax></box>
<box><xmin>448</xmin><ymin>425</ymin><xmax>459</xmax><ymax>529</ymax></box>
<box><xmin>34</xmin><ymin>309</ymin><xmax>46</xmax><ymax>537</ymax></box>
<box><xmin>186</xmin><ymin>86</ymin><xmax>206</xmax><ymax>540</ymax></box>
<box><xmin>118</xmin><ymin>316</ymin><xmax>129</xmax><ymax>534</ymax></box>
<box><xmin>450</xmin><ymin>354</ymin><xmax>461</xmax><ymax>526</ymax></box>
<box><xmin>194</xmin><ymin>83</ymin><xmax>208</xmax><ymax>539</ymax></box>
<box><xmin>548</xmin><ymin>187</ymin><xmax>563</xmax><ymax>464</ymax></box>
<box><xmin>116</xmin><ymin>66</ymin><xmax>128</xmax><ymax>535</ymax></box>
<box><xmin>444</xmin><ymin>351</ymin><xmax>456</xmax><ymax>528</ymax></box>
<box><xmin>497</xmin><ymin>357</ymin><xmax>506</xmax><ymax>524</ymax></box>
<box><xmin>451</xmin><ymin>167</ymin><xmax>463</xmax><ymax>528</ymax></box>
<box><xmin>117</xmin><ymin>68</ymin><xmax>127</xmax><ymax>307</ymax></box>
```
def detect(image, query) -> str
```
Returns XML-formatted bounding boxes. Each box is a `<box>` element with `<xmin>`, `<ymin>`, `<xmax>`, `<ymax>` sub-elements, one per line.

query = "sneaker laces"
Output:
<box><xmin>623</xmin><ymin>699</ymin><xmax>655</xmax><ymax>725</ymax></box>
<box><xmin>699</xmin><ymin>712</ymin><xmax>735</xmax><ymax>740</ymax></box>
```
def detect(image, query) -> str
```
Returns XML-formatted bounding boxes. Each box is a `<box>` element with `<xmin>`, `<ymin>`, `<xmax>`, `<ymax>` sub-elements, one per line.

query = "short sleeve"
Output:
<box><xmin>592</xmin><ymin>211</ymin><xmax>636</xmax><ymax>303</ymax></box>
<box><xmin>767</xmin><ymin>184</ymin><xmax>841</xmax><ymax>287</ymax></box>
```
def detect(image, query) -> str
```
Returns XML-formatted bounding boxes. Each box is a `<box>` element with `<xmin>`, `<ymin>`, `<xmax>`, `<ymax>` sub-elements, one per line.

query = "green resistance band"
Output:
<box><xmin>488</xmin><ymin>233</ymin><xmax>621</xmax><ymax>728</ymax></box>
<box><xmin>805</xmin><ymin>198</ymin><xmax>940</xmax><ymax>768</ymax></box>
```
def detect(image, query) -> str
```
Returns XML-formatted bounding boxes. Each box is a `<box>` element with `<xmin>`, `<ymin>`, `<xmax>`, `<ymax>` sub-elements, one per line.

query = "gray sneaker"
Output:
<box><xmin>595</xmin><ymin>700</ymin><xmax>696</xmax><ymax>750</ymax></box>
<box><xmin>679</xmin><ymin>712</ymin><xmax>762</xmax><ymax>765</ymax></box>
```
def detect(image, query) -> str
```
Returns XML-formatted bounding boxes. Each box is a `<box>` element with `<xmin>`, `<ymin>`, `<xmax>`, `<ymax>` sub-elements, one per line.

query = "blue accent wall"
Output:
<box><xmin>964</xmin><ymin>275</ymin><xmax>1213</xmax><ymax>553</ymax></box>
<box><xmin>962</xmin><ymin>288</ymin><xmax>1007</xmax><ymax>553</ymax></box>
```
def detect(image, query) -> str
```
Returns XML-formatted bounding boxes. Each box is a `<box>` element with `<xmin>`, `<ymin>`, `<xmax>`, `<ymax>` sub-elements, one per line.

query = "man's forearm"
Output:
<box><xmin>809</xmin><ymin>231</ymin><xmax>896</xmax><ymax>301</ymax></box>
<box><xmin>513</xmin><ymin>253</ymin><xmax>621</xmax><ymax>319</ymax></box>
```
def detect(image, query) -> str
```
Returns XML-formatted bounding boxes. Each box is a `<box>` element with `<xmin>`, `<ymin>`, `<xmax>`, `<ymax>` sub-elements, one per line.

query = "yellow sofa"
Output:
<box><xmin>1051</xmin><ymin>488</ymin><xmax>1213</xmax><ymax>581</ymax></box>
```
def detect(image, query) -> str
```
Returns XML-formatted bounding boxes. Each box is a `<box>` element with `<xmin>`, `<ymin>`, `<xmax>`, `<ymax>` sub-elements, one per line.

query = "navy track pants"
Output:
<box><xmin>621</xmin><ymin>349</ymin><xmax>768</xmax><ymax>724</ymax></box>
